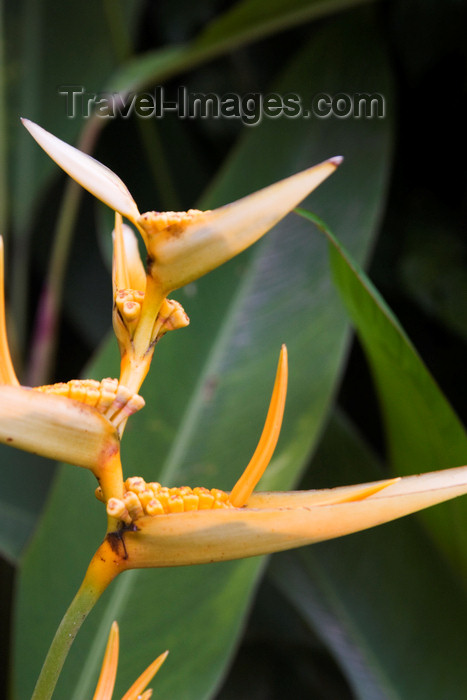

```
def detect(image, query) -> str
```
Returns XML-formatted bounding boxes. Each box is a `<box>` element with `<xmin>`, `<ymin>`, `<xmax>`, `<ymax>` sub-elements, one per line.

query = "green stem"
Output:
<box><xmin>26</xmin><ymin>180</ymin><xmax>81</xmax><ymax>386</ymax></box>
<box><xmin>31</xmin><ymin>539</ymin><xmax>120</xmax><ymax>700</ymax></box>
<box><xmin>31</xmin><ymin>573</ymin><xmax>103</xmax><ymax>700</ymax></box>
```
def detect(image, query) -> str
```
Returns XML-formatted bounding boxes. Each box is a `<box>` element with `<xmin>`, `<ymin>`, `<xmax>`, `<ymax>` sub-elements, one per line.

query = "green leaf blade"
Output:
<box><xmin>271</xmin><ymin>411</ymin><xmax>467</xmax><ymax>700</ymax></box>
<box><xmin>298</xmin><ymin>208</ymin><xmax>467</xmax><ymax>577</ymax></box>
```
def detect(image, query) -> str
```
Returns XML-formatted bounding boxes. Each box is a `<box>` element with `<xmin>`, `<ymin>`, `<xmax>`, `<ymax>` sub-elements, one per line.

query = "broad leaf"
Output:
<box><xmin>194</xmin><ymin>0</ymin><xmax>378</xmax><ymax>50</ymax></box>
<box><xmin>297</xmin><ymin>209</ymin><xmax>467</xmax><ymax>577</ymax></box>
<box><xmin>271</xmin><ymin>410</ymin><xmax>467</xmax><ymax>700</ymax></box>
<box><xmin>105</xmin><ymin>0</ymin><xmax>375</xmax><ymax>92</ymax></box>
<box><xmin>0</xmin><ymin>448</ymin><xmax>56</xmax><ymax>564</ymax></box>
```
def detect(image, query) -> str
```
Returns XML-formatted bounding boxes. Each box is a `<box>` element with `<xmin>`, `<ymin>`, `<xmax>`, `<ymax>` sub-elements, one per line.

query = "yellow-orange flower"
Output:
<box><xmin>22</xmin><ymin>119</ymin><xmax>341</xmax><ymax>299</ymax></box>
<box><xmin>0</xmin><ymin>236</ymin><xmax>134</xmax><ymax>503</ymax></box>
<box><xmin>22</xmin><ymin>118</ymin><xmax>341</xmax><ymax>394</ymax></box>
<box><xmin>16</xmin><ymin>118</ymin><xmax>467</xmax><ymax>580</ymax></box>
<box><xmin>81</xmin><ymin>347</ymin><xmax>467</xmax><ymax>582</ymax></box>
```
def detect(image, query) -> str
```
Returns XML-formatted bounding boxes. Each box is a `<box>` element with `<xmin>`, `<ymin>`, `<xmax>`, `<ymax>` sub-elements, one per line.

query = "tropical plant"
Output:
<box><xmin>1</xmin><ymin>1</ymin><xmax>467</xmax><ymax>698</ymax></box>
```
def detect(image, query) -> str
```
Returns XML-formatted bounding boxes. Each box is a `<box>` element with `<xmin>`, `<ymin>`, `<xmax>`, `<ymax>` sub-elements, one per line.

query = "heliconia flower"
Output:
<box><xmin>109</xmin><ymin>465</ymin><xmax>467</xmax><ymax>569</ymax></box>
<box><xmin>21</xmin><ymin>117</ymin><xmax>341</xmax><ymax>297</ymax></box>
<box><xmin>0</xmin><ymin>236</ymin><xmax>142</xmax><ymax>501</ymax></box>
<box><xmin>0</xmin><ymin>379</ymin><xmax>129</xmax><ymax>503</ymax></box>
<box><xmin>0</xmin><ymin>383</ymin><xmax>119</xmax><ymax>468</ymax></box>
<box><xmin>82</xmin><ymin>346</ymin><xmax>467</xmax><ymax>583</ymax></box>
<box><xmin>92</xmin><ymin>621</ymin><xmax>167</xmax><ymax>700</ymax></box>
<box><xmin>22</xmin><ymin>118</ymin><xmax>341</xmax><ymax>393</ymax></box>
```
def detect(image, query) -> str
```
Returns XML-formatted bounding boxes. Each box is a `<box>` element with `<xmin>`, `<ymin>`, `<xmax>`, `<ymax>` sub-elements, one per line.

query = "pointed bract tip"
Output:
<box><xmin>21</xmin><ymin>118</ymin><xmax>140</xmax><ymax>224</ymax></box>
<box><xmin>330</xmin><ymin>155</ymin><xmax>344</xmax><ymax>166</ymax></box>
<box><xmin>121</xmin><ymin>648</ymin><xmax>169</xmax><ymax>700</ymax></box>
<box><xmin>92</xmin><ymin>621</ymin><xmax>119</xmax><ymax>700</ymax></box>
<box><xmin>229</xmin><ymin>346</ymin><xmax>288</xmax><ymax>507</ymax></box>
<box><xmin>143</xmin><ymin>158</ymin><xmax>341</xmax><ymax>294</ymax></box>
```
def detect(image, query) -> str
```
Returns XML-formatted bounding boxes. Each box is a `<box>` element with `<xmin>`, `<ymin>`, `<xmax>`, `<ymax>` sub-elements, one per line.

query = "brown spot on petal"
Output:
<box><xmin>106</xmin><ymin>523</ymin><xmax>138</xmax><ymax>560</ymax></box>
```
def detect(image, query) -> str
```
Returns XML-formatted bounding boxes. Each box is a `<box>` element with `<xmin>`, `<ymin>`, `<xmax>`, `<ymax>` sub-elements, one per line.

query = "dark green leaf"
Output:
<box><xmin>297</xmin><ymin>208</ymin><xmax>467</xmax><ymax>576</ymax></box>
<box><xmin>105</xmin><ymin>0</ymin><xmax>377</xmax><ymax>92</ymax></box>
<box><xmin>0</xmin><ymin>446</ymin><xmax>55</xmax><ymax>565</ymax></box>
<box><xmin>271</xmin><ymin>410</ymin><xmax>467</xmax><ymax>700</ymax></box>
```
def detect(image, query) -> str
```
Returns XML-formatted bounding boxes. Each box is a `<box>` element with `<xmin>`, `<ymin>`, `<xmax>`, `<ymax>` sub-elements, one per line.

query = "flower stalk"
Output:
<box><xmin>31</xmin><ymin>555</ymin><xmax>117</xmax><ymax>700</ymax></box>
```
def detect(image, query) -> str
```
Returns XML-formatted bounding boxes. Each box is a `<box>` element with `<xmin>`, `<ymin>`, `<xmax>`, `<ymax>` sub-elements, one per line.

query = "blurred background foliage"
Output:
<box><xmin>1</xmin><ymin>0</ymin><xmax>467</xmax><ymax>698</ymax></box>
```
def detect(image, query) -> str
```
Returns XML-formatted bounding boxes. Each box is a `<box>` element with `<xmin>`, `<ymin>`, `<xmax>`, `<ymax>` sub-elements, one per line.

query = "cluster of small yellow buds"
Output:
<box><xmin>35</xmin><ymin>378</ymin><xmax>145</xmax><ymax>429</ymax></box>
<box><xmin>138</xmin><ymin>209</ymin><xmax>207</xmax><ymax>237</ymax></box>
<box><xmin>114</xmin><ymin>286</ymin><xmax>189</xmax><ymax>345</ymax></box>
<box><xmin>115</xmin><ymin>289</ymin><xmax>145</xmax><ymax>336</ymax></box>
<box><xmin>152</xmin><ymin>298</ymin><xmax>190</xmax><ymax>343</ymax></box>
<box><xmin>96</xmin><ymin>475</ymin><xmax>234</xmax><ymax>525</ymax></box>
